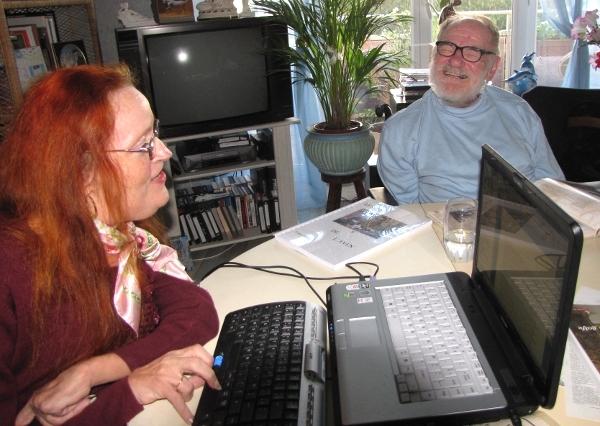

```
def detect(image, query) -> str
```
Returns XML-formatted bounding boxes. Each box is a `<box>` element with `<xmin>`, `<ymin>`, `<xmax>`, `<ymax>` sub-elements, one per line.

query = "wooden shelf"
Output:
<box><xmin>173</xmin><ymin>159</ymin><xmax>277</xmax><ymax>183</ymax></box>
<box><xmin>162</xmin><ymin>119</ymin><xmax>299</xmax><ymax>251</ymax></box>
<box><xmin>0</xmin><ymin>0</ymin><xmax>101</xmax><ymax>139</ymax></box>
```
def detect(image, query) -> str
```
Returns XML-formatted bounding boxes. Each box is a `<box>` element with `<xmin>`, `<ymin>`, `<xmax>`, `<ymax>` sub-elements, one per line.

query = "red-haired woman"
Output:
<box><xmin>0</xmin><ymin>65</ymin><xmax>220</xmax><ymax>425</ymax></box>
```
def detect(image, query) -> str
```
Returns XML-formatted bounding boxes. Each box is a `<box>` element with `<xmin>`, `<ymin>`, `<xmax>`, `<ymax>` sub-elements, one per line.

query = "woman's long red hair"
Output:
<box><xmin>0</xmin><ymin>65</ymin><xmax>162</xmax><ymax>368</ymax></box>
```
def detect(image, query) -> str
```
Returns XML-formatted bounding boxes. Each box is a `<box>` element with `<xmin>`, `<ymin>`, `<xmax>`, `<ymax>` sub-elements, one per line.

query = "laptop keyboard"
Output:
<box><xmin>379</xmin><ymin>281</ymin><xmax>493</xmax><ymax>403</ymax></box>
<box><xmin>194</xmin><ymin>301</ymin><xmax>326</xmax><ymax>426</ymax></box>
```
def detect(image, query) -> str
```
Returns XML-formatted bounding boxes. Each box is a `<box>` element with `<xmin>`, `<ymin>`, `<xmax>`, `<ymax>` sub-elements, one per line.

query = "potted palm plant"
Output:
<box><xmin>253</xmin><ymin>0</ymin><xmax>411</xmax><ymax>176</ymax></box>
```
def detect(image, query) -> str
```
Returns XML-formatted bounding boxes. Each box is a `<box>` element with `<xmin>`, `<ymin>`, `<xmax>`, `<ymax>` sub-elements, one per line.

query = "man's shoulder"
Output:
<box><xmin>485</xmin><ymin>85</ymin><xmax>529</xmax><ymax>105</ymax></box>
<box><xmin>484</xmin><ymin>85</ymin><xmax>538</xmax><ymax>119</ymax></box>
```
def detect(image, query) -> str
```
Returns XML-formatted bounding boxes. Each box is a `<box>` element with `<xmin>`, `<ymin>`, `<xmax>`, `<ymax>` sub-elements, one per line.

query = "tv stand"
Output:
<box><xmin>161</xmin><ymin>118</ymin><xmax>299</xmax><ymax>252</ymax></box>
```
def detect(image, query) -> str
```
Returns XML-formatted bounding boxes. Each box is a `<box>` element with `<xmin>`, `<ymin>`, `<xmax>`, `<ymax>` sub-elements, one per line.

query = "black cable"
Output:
<box><xmin>345</xmin><ymin>262</ymin><xmax>380</xmax><ymax>281</ymax></box>
<box><xmin>203</xmin><ymin>261</ymin><xmax>381</xmax><ymax>307</ymax></box>
<box><xmin>509</xmin><ymin>412</ymin><xmax>523</xmax><ymax>426</ymax></box>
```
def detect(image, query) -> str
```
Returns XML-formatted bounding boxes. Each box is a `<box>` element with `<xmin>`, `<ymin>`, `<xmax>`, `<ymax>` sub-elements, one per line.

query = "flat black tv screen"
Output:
<box><xmin>115</xmin><ymin>17</ymin><xmax>294</xmax><ymax>139</ymax></box>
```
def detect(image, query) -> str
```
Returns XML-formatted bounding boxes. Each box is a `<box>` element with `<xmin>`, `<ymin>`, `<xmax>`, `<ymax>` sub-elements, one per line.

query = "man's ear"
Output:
<box><xmin>486</xmin><ymin>55</ymin><xmax>501</xmax><ymax>81</ymax></box>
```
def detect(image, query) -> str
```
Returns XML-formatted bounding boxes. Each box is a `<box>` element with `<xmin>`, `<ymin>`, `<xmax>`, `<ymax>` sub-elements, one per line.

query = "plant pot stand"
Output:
<box><xmin>321</xmin><ymin>168</ymin><xmax>367</xmax><ymax>212</ymax></box>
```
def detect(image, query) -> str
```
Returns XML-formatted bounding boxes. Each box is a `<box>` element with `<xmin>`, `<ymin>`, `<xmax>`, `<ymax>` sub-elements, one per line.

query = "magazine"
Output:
<box><xmin>563</xmin><ymin>286</ymin><xmax>600</xmax><ymax>421</ymax></box>
<box><xmin>275</xmin><ymin>198</ymin><xmax>430</xmax><ymax>269</ymax></box>
<box><xmin>535</xmin><ymin>178</ymin><xmax>600</xmax><ymax>238</ymax></box>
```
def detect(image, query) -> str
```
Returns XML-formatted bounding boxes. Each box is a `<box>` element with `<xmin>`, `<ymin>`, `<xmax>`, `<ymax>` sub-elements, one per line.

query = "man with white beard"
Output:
<box><xmin>377</xmin><ymin>14</ymin><xmax>564</xmax><ymax>204</ymax></box>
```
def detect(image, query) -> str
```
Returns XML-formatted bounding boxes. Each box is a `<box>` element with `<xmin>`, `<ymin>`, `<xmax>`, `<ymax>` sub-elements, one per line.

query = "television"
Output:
<box><xmin>115</xmin><ymin>17</ymin><xmax>294</xmax><ymax>140</ymax></box>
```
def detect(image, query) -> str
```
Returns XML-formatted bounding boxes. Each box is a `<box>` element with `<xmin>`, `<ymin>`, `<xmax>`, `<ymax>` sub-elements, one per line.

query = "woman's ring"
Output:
<box><xmin>175</xmin><ymin>375</ymin><xmax>184</xmax><ymax>390</ymax></box>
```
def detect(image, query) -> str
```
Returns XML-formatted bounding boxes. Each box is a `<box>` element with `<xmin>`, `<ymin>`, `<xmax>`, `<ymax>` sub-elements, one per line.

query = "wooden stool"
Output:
<box><xmin>321</xmin><ymin>168</ymin><xmax>367</xmax><ymax>213</ymax></box>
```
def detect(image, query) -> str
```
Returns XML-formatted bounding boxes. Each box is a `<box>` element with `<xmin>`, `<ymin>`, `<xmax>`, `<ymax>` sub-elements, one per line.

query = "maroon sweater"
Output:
<box><xmin>0</xmin><ymin>227</ymin><xmax>219</xmax><ymax>426</ymax></box>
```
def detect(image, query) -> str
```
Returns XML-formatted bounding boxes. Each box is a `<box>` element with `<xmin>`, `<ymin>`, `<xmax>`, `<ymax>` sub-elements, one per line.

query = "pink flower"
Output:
<box><xmin>590</xmin><ymin>51</ymin><xmax>600</xmax><ymax>70</ymax></box>
<box><xmin>584</xmin><ymin>9</ymin><xmax>599</xmax><ymax>26</ymax></box>
<box><xmin>572</xmin><ymin>17</ymin><xmax>589</xmax><ymax>40</ymax></box>
<box><xmin>572</xmin><ymin>9</ymin><xmax>600</xmax><ymax>44</ymax></box>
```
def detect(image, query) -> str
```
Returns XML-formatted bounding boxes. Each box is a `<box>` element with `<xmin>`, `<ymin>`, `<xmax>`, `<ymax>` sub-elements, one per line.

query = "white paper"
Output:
<box><xmin>274</xmin><ymin>198</ymin><xmax>431</xmax><ymax>269</ymax></box>
<box><xmin>535</xmin><ymin>178</ymin><xmax>600</xmax><ymax>238</ymax></box>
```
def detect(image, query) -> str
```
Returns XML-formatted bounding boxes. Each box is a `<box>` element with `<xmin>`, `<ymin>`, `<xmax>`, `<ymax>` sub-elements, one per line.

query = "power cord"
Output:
<box><xmin>203</xmin><ymin>261</ymin><xmax>380</xmax><ymax>307</ymax></box>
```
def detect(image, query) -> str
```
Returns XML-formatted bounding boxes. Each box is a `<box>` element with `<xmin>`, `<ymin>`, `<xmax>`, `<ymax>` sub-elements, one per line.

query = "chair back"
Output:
<box><xmin>523</xmin><ymin>86</ymin><xmax>600</xmax><ymax>182</ymax></box>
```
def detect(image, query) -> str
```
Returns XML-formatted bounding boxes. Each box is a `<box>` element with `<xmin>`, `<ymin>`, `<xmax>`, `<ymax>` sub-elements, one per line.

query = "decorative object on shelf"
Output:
<box><xmin>53</xmin><ymin>40</ymin><xmax>88</xmax><ymax>68</ymax></box>
<box><xmin>438</xmin><ymin>0</ymin><xmax>461</xmax><ymax>25</ymax></box>
<box><xmin>239</xmin><ymin>0</ymin><xmax>255</xmax><ymax>18</ymax></box>
<box><xmin>118</xmin><ymin>2</ymin><xmax>157</xmax><ymax>27</ymax></box>
<box><xmin>153</xmin><ymin>0</ymin><xmax>195</xmax><ymax>23</ymax></box>
<box><xmin>505</xmin><ymin>52</ymin><xmax>538</xmax><ymax>97</ymax></box>
<box><xmin>253</xmin><ymin>0</ymin><xmax>411</xmax><ymax>176</ymax></box>
<box><xmin>196</xmin><ymin>0</ymin><xmax>238</xmax><ymax>19</ymax></box>
<box><xmin>572</xmin><ymin>9</ymin><xmax>600</xmax><ymax>70</ymax></box>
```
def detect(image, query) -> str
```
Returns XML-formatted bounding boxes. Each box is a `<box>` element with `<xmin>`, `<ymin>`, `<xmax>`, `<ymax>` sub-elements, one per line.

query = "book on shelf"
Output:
<box><xmin>274</xmin><ymin>197</ymin><xmax>431</xmax><ymax>269</ymax></box>
<box><xmin>8</xmin><ymin>14</ymin><xmax>58</xmax><ymax>69</ymax></box>
<box><xmin>534</xmin><ymin>178</ymin><xmax>600</xmax><ymax>238</ymax></box>
<box><xmin>9</xmin><ymin>24</ymin><xmax>40</xmax><ymax>48</ymax></box>
<box><xmin>176</xmin><ymin>169</ymin><xmax>281</xmax><ymax>245</ymax></box>
<box><xmin>14</xmin><ymin>46</ymin><xmax>48</xmax><ymax>91</ymax></box>
<box><xmin>7</xmin><ymin>13</ymin><xmax>58</xmax><ymax>44</ymax></box>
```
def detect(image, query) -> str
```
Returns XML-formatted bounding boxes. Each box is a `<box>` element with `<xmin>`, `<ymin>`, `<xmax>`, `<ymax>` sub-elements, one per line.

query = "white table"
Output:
<box><xmin>130</xmin><ymin>203</ymin><xmax>600</xmax><ymax>426</ymax></box>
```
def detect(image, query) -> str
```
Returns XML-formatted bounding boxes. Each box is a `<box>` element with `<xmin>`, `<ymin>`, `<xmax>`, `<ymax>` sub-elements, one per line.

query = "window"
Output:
<box><xmin>370</xmin><ymin>0</ymin><xmax>599</xmax><ymax>89</ymax></box>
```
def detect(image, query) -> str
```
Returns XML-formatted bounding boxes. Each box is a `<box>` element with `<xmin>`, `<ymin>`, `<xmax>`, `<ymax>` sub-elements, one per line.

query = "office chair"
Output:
<box><xmin>522</xmin><ymin>86</ymin><xmax>600</xmax><ymax>182</ymax></box>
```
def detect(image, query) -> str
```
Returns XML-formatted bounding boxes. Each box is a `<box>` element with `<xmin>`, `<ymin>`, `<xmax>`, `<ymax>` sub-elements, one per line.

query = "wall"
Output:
<box><xmin>94</xmin><ymin>0</ymin><xmax>154</xmax><ymax>64</ymax></box>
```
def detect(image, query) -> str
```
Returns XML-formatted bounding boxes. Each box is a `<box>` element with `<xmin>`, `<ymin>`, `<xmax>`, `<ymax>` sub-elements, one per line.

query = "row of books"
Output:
<box><xmin>176</xmin><ymin>169</ymin><xmax>280</xmax><ymax>245</ymax></box>
<box><xmin>179</xmin><ymin>196</ymin><xmax>281</xmax><ymax>245</ymax></box>
<box><xmin>8</xmin><ymin>14</ymin><xmax>57</xmax><ymax>90</ymax></box>
<box><xmin>175</xmin><ymin>175</ymin><xmax>255</xmax><ymax>204</ymax></box>
<box><xmin>7</xmin><ymin>13</ymin><xmax>89</xmax><ymax>91</ymax></box>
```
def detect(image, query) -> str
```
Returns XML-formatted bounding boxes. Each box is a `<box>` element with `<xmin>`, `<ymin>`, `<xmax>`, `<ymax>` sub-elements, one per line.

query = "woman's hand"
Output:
<box><xmin>14</xmin><ymin>363</ymin><xmax>95</xmax><ymax>426</ymax></box>
<box><xmin>14</xmin><ymin>353</ymin><xmax>130</xmax><ymax>425</ymax></box>
<box><xmin>128</xmin><ymin>344</ymin><xmax>221</xmax><ymax>424</ymax></box>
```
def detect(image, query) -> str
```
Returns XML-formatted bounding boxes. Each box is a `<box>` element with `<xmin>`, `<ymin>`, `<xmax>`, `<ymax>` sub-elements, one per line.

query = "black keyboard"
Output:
<box><xmin>194</xmin><ymin>301</ymin><xmax>327</xmax><ymax>426</ymax></box>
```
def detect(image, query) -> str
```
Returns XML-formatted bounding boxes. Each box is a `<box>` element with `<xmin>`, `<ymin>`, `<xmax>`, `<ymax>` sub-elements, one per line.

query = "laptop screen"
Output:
<box><xmin>473</xmin><ymin>145</ymin><xmax>583</xmax><ymax>405</ymax></box>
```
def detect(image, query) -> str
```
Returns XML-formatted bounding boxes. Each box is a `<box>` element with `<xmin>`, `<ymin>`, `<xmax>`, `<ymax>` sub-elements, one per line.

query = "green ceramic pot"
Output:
<box><xmin>303</xmin><ymin>121</ymin><xmax>375</xmax><ymax>176</ymax></box>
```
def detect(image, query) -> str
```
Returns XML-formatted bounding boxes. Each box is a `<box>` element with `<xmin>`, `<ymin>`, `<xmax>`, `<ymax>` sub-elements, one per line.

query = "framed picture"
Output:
<box><xmin>153</xmin><ymin>0</ymin><xmax>195</xmax><ymax>23</ymax></box>
<box><xmin>53</xmin><ymin>40</ymin><xmax>88</xmax><ymax>68</ymax></box>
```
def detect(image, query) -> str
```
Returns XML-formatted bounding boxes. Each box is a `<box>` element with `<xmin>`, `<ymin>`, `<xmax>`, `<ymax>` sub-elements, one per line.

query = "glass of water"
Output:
<box><xmin>443</xmin><ymin>197</ymin><xmax>477</xmax><ymax>263</ymax></box>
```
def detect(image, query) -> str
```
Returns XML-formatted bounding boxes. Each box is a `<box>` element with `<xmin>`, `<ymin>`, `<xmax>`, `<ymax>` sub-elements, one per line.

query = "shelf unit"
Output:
<box><xmin>162</xmin><ymin>118</ymin><xmax>299</xmax><ymax>252</ymax></box>
<box><xmin>0</xmin><ymin>0</ymin><xmax>101</xmax><ymax>139</ymax></box>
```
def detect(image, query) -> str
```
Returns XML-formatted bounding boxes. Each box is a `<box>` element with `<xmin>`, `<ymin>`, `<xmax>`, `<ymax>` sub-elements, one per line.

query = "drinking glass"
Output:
<box><xmin>443</xmin><ymin>197</ymin><xmax>477</xmax><ymax>263</ymax></box>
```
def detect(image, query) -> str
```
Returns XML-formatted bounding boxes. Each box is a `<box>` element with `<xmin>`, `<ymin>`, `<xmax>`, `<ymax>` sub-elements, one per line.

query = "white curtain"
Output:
<box><xmin>287</xmin><ymin>0</ymin><xmax>327</xmax><ymax>215</ymax></box>
<box><xmin>290</xmin><ymin>78</ymin><xmax>327</xmax><ymax>213</ymax></box>
<box><xmin>540</xmin><ymin>0</ymin><xmax>590</xmax><ymax>88</ymax></box>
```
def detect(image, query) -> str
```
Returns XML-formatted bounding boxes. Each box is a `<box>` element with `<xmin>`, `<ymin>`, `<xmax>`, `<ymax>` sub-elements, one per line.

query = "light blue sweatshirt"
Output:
<box><xmin>377</xmin><ymin>85</ymin><xmax>564</xmax><ymax>204</ymax></box>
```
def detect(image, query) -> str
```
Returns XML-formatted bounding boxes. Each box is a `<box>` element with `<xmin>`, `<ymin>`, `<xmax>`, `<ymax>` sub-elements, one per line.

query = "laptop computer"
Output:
<box><xmin>326</xmin><ymin>145</ymin><xmax>584</xmax><ymax>425</ymax></box>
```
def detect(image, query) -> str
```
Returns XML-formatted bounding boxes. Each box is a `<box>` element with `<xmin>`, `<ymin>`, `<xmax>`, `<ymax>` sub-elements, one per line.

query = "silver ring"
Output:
<box><xmin>175</xmin><ymin>375</ymin><xmax>184</xmax><ymax>390</ymax></box>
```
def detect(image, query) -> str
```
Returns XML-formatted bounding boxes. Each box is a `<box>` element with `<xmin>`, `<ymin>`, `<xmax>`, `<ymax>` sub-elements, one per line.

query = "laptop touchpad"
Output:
<box><xmin>349</xmin><ymin>317</ymin><xmax>380</xmax><ymax>347</ymax></box>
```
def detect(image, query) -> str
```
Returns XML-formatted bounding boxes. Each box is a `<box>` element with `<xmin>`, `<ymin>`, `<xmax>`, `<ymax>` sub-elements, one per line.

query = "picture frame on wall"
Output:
<box><xmin>53</xmin><ymin>40</ymin><xmax>88</xmax><ymax>68</ymax></box>
<box><xmin>152</xmin><ymin>0</ymin><xmax>195</xmax><ymax>24</ymax></box>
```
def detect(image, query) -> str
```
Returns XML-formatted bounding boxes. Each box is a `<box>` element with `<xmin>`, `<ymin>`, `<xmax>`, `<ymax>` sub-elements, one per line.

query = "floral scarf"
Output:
<box><xmin>94</xmin><ymin>219</ymin><xmax>193</xmax><ymax>334</ymax></box>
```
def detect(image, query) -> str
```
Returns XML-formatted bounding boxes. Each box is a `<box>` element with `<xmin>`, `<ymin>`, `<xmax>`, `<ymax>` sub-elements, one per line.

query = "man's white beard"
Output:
<box><xmin>429</xmin><ymin>65</ymin><xmax>487</xmax><ymax>107</ymax></box>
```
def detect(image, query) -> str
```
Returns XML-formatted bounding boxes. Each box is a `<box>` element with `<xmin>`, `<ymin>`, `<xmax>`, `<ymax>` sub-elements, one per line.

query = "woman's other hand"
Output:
<box><xmin>128</xmin><ymin>344</ymin><xmax>221</xmax><ymax>424</ymax></box>
<box><xmin>14</xmin><ymin>361</ymin><xmax>96</xmax><ymax>426</ymax></box>
<box><xmin>14</xmin><ymin>353</ymin><xmax>130</xmax><ymax>425</ymax></box>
